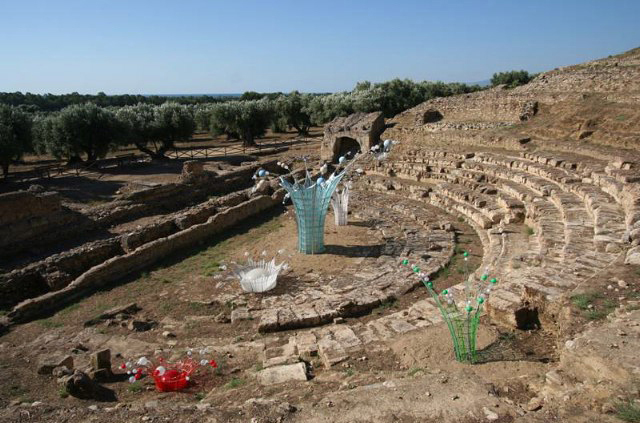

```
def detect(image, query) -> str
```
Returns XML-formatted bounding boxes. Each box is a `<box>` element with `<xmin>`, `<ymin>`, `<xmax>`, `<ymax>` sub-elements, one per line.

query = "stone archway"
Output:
<box><xmin>333</xmin><ymin>137</ymin><xmax>361</xmax><ymax>162</ymax></box>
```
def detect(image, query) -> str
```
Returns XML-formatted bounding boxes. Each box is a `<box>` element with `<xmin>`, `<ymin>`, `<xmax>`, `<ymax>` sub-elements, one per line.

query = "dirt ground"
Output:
<box><xmin>0</xmin><ymin>192</ymin><xmax>566</xmax><ymax>423</ymax></box>
<box><xmin>1</xmin><ymin>127</ymin><xmax>639</xmax><ymax>422</ymax></box>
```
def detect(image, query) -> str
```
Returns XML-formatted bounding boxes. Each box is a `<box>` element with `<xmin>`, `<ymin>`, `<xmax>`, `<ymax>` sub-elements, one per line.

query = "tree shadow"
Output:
<box><xmin>348</xmin><ymin>219</ymin><xmax>381</xmax><ymax>228</ymax></box>
<box><xmin>474</xmin><ymin>338</ymin><xmax>553</xmax><ymax>364</ymax></box>
<box><xmin>323</xmin><ymin>244</ymin><xmax>384</xmax><ymax>258</ymax></box>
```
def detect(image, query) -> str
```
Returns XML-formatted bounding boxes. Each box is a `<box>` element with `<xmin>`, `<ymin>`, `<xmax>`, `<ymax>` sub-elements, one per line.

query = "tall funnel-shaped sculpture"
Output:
<box><xmin>400</xmin><ymin>252</ymin><xmax>498</xmax><ymax>364</ymax></box>
<box><xmin>280</xmin><ymin>170</ymin><xmax>347</xmax><ymax>254</ymax></box>
<box><xmin>331</xmin><ymin>184</ymin><xmax>350</xmax><ymax>226</ymax></box>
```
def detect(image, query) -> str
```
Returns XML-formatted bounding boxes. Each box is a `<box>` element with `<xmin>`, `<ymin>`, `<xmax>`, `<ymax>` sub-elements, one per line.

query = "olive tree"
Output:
<box><xmin>33</xmin><ymin>103</ymin><xmax>122</xmax><ymax>163</ymax></box>
<box><xmin>151</xmin><ymin>102</ymin><xmax>195</xmax><ymax>157</ymax></box>
<box><xmin>209</xmin><ymin>100</ymin><xmax>273</xmax><ymax>146</ymax></box>
<box><xmin>117</xmin><ymin>102</ymin><xmax>195</xmax><ymax>159</ymax></box>
<box><xmin>0</xmin><ymin>105</ymin><xmax>32</xmax><ymax>178</ymax></box>
<box><xmin>490</xmin><ymin>70</ymin><xmax>535</xmax><ymax>88</ymax></box>
<box><xmin>273</xmin><ymin>91</ymin><xmax>312</xmax><ymax>135</ymax></box>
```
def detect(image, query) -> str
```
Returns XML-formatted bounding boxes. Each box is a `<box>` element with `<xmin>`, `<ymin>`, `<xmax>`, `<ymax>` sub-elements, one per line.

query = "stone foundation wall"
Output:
<box><xmin>7</xmin><ymin>191</ymin><xmax>284</xmax><ymax>323</ymax></box>
<box><xmin>0</xmin><ymin>191</ymin><xmax>95</xmax><ymax>259</ymax></box>
<box><xmin>0</xmin><ymin>186</ymin><xmax>268</xmax><ymax>309</ymax></box>
<box><xmin>1</xmin><ymin>161</ymin><xmax>280</xmax><ymax>267</ymax></box>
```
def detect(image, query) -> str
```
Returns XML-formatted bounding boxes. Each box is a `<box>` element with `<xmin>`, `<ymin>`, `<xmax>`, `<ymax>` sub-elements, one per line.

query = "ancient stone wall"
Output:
<box><xmin>0</xmin><ymin>161</ymin><xmax>280</xmax><ymax>267</ymax></box>
<box><xmin>0</xmin><ymin>191</ymin><xmax>95</xmax><ymax>259</ymax></box>
<box><xmin>389</xmin><ymin>87</ymin><xmax>538</xmax><ymax>130</ymax></box>
<box><xmin>7</xmin><ymin>191</ymin><xmax>284</xmax><ymax>323</ymax></box>
<box><xmin>321</xmin><ymin>112</ymin><xmax>385</xmax><ymax>162</ymax></box>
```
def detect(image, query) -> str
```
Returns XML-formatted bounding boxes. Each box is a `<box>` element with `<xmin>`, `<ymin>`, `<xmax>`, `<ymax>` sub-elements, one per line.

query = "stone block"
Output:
<box><xmin>257</xmin><ymin>362</ymin><xmax>308</xmax><ymax>385</ymax></box>
<box><xmin>38</xmin><ymin>354</ymin><xmax>74</xmax><ymax>375</ymax></box>
<box><xmin>230</xmin><ymin>307</ymin><xmax>251</xmax><ymax>323</ymax></box>
<box><xmin>90</xmin><ymin>349</ymin><xmax>111</xmax><ymax>372</ymax></box>
<box><xmin>318</xmin><ymin>338</ymin><xmax>348</xmax><ymax>369</ymax></box>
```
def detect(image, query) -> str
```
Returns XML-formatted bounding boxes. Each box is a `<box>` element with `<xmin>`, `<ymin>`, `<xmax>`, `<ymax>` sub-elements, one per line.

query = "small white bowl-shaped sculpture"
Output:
<box><xmin>234</xmin><ymin>258</ymin><xmax>287</xmax><ymax>293</ymax></box>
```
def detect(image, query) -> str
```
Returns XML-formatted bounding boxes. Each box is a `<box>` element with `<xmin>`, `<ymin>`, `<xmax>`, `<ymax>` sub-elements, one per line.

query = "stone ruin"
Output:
<box><xmin>2</xmin><ymin>48</ymin><xmax>640</xmax><ymax>423</ymax></box>
<box><xmin>320</xmin><ymin>111</ymin><xmax>385</xmax><ymax>162</ymax></box>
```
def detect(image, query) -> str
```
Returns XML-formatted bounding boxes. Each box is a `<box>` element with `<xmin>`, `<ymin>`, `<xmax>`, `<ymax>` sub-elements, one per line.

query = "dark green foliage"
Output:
<box><xmin>272</xmin><ymin>91</ymin><xmax>312</xmax><ymax>135</ymax></box>
<box><xmin>0</xmin><ymin>105</ymin><xmax>33</xmax><ymax>178</ymax></box>
<box><xmin>209</xmin><ymin>100</ymin><xmax>273</xmax><ymax>146</ymax></box>
<box><xmin>616</xmin><ymin>400</ymin><xmax>640</xmax><ymax>422</ymax></box>
<box><xmin>116</xmin><ymin>102</ymin><xmax>195</xmax><ymax>158</ymax></box>
<box><xmin>304</xmin><ymin>78</ymin><xmax>483</xmax><ymax>125</ymax></box>
<box><xmin>270</xmin><ymin>115</ymin><xmax>289</xmax><ymax>133</ymax></box>
<box><xmin>34</xmin><ymin>103</ymin><xmax>122</xmax><ymax>163</ymax></box>
<box><xmin>193</xmin><ymin>105</ymin><xmax>214</xmax><ymax>131</ymax></box>
<box><xmin>490</xmin><ymin>70</ymin><xmax>536</xmax><ymax>88</ymax></box>
<box><xmin>0</xmin><ymin>91</ymin><xmax>235</xmax><ymax>112</ymax></box>
<box><xmin>240</xmin><ymin>91</ymin><xmax>265</xmax><ymax>101</ymax></box>
<box><xmin>152</xmin><ymin>102</ymin><xmax>196</xmax><ymax>154</ymax></box>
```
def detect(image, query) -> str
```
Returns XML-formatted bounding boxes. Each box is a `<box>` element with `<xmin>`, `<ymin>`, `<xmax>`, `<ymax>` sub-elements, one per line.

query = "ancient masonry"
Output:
<box><xmin>320</xmin><ymin>111</ymin><xmax>385</xmax><ymax>162</ymax></box>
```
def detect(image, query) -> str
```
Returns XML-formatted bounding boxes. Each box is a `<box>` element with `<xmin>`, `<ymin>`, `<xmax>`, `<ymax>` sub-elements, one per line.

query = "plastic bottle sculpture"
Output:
<box><xmin>231</xmin><ymin>251</ymin><xmax>288</xmax><ymax>293</ymax></box>
<box><xmin>401</xmin><ymin>252</ymin><xmax>497</xmax><ymax>363</ymax></box>
<box><xmin>279</xmin><ymin>156</ymin><xmax>356</xmax><ymax>254</ymax></box>
<box><xmin>331</xmin><ymin>182</ymin><xmax>350</xmax><ymax>226</ymax></box>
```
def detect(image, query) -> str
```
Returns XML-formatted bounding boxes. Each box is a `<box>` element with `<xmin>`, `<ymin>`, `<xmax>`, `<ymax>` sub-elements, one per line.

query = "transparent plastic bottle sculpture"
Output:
<box><xmin>331</xmin><ymin>183</ymin><xmax>350</xmax><ymax>226</ymax></box>
<box><xmin>401</xmin><ymin>252</ymin><xmax>497</xmax><ymax>363</ymax></box>
<box><xmin>279</xmin><ymin>157</ymin><xmax>355</xmax><ymax>254</ymax></box>
<box><xmin>232</xmin><ymin>253</ymin><xmax>288</xmax><ymax>293</ymax></box>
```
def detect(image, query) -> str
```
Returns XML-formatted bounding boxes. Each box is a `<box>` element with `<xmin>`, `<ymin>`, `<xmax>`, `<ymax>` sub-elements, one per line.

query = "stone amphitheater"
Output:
<box><xmin>1</xmin><ymin>49</ymin><xmax>639</xmax><ymax>423</ymax></box>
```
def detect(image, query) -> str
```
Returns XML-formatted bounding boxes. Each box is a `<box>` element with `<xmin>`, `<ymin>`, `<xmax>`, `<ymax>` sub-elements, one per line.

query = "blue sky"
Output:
<box><xmin>1</xmin><ymin>0</ymin><xmax>639</xmax><ymax>94</ymax></box>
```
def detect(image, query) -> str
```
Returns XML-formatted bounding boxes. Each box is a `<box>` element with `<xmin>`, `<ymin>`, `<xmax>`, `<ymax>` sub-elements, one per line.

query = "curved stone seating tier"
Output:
<box><xmin>255</xmin><ymin>190</ymin><xmax>456</xmax><ymax>332</ymax></box>
<box><xmin>358</xmin><ymin>147</ymin><xmax>637</xmax><ymax>329</ymax></box>
<box><xmin>357</xmin><ymin>177</ymin><xmax>513</xmax><ymax>279</ymax></box>
<box><xmin>381</xmin><ymin>151</ymin><xmax>629</xmax><ymax>251</ymax></box>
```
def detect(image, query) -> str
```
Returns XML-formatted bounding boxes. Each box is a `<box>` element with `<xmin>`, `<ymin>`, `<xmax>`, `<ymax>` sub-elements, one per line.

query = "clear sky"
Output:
<box><xmin>1</xmin><ymin>0</ymin><xmax>639</xmax><ymax>95</ymax></box>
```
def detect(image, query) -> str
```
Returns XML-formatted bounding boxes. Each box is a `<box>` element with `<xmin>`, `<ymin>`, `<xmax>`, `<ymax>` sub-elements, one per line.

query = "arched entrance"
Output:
<box><xmin>333</xmin><ymin>137</ymin><xmax>361</xmax><ymax>162</ymax></box>
<box><xmin>423</xmin><ymin>110</ymin><xmax>444</xmax><ymax>123</ymax></box>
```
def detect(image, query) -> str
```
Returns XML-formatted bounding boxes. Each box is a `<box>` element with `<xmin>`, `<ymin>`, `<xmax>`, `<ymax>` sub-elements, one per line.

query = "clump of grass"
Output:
<box><xmin>127</xmin><ymin>382</ymin><xmax>143</xmax><ymax>393</ymax></box>
<box><xmin>374</xmin><ymin>299</ymin><xmax>397</xmax><ymax>315</ymax></box>
<box><xmin>225</xmin><ymin>378</ymin><xmax>246</xmax><ymax>390</ymax></box>
<box><xmin>201</xmin><ymin>261</ymin><xmax>220</xmax><ymax>277</ymax></box>
<box><xmin>58</xmin><ymin>303</ymin><xmax>81</xmax><ymax>316</ymax></box>
<box><xmin>37</xmin><ymin>318</ymin><xmax>63</xmax><ymax>329</ymax></box>
<box><xmin>194</xmin><ymin>392</ymin><xmax>206</xmax><ymax>401</ymax></box>
<box><xmin>188</xmin><ymin>302</ymin><xmax>204</xmax><ymax>311</ymax></box>
<box><xmin>586</xmin><ymin>299</ymin><xmax>616</xmax><ymax>320</ymax></box>
<box><xmin>344</xmin><ymin>368</ymin><xmax>355</xmax><ymax>377</ymax></box>
<box><xmin>58</xmin><ymin>387</ymin><xmax>69</xmax><ymax>398</ymax></box>
<box><xmin>616</xmin><ymin>115</ymin><xmax>627</xmax><ymax>121</ymax></box>
<box><xmin>9</xmin><ymin>385</ymin><xmax>27</xmax><ymax>397</ymax></box>
<box><xmin>407</xmin><ymin>367</ymin><xmax>424</xmax><ymax>377</ymax></box>
<box><xmin>615</xmin><ymin>400</ymin><xmax>640</xmax><ymax>422</ymax></box>
<box><xmin>457</xmin><ymin>216</ymin><xmax>465</xmax><ymax>223</ymax></box>
<box><xmin>571</xmin><ymin>292</ymin><xmax>602</xmax><ymax>310</ymax></box>
<box><xmin>524</xmin><ymin>226</ymin><xmax>535</xmax><ymax>236</ymax></box>
<box><xmin>254</xmin><ymin>363</ymin><xmax>264</xmax><ymax>372</ymax></box>
<box><xmin>571</xmin><ymin>292</ymin><xmax>615</xmax><ymax>320</ymax></box>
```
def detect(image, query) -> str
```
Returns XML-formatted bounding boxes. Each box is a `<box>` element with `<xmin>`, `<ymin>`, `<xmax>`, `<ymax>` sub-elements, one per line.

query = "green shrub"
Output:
<box><xmin>490</xmin><ymin>70</ymin><xmax>536</xmax><ymax>89</ymax></box>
